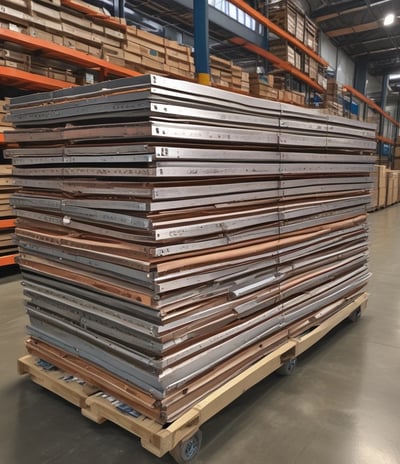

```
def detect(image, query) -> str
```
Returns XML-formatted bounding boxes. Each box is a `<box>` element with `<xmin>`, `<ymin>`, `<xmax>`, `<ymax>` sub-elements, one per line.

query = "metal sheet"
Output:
<box><xmin>7</xmin><ymin>74</ymin><xmax>374</xmax><ymax>419</ymax></box>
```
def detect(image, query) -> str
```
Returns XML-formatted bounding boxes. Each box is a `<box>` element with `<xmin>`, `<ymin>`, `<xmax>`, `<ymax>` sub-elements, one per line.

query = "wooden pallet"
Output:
<box><xmin>18</xmin><ymin>292</ymin><xmax>368</xmax><ymax>463</ymax></box>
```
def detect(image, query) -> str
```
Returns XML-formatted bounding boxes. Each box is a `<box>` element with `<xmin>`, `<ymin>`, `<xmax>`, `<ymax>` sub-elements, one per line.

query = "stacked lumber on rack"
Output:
<box><xmin>249</xmin><ymin>74</ymin><xmax>305</xmax><ymax>106</ymax></box>
<box><xmin>315</xmin><ymin>79</ymin><xmax>344</xmax><ymax>116</ymax></box>
<box><xmin>267</xmin><ymin>0</ymin><xmax>326</xmax><ymax>88</ymax></box>
<box><xmin>268</xmin><ymin>0</ymin><xmax>318</xmax><ymax>50</ymax></box>
<box><xmin>6</xmin><ymin>75</ymin><xmax>375</xmax><ymax>423</ymax></box>
<box><xmin>249</xmin><ymin>73</ymin><xmax>278</xmax><ymax>100</ymax></box>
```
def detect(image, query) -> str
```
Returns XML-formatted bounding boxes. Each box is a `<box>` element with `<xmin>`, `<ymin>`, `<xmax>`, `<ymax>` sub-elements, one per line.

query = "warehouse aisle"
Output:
<box><xmin>0</xmin><ymin>206</ymin><xmax>399</xmax><ymax>464</ymax></box>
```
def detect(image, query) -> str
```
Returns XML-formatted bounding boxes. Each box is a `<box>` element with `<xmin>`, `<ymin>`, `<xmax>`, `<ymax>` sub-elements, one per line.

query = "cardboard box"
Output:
<box><xmin>377</xmin><ymin>165</ymin><xmax>387</xmax><ymax>208</ymax></box>
<box><xmin>384</xmin><ymin>170</ymin><xmax>399</xmax><ymax>206</ymax></box>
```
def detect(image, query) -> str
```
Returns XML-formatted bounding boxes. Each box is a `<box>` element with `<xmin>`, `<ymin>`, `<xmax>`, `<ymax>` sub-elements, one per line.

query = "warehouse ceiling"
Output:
<box><xmin>307</xmin><ymin>0</ymin><xmax>400</xmax><ymax>75</ymax></box>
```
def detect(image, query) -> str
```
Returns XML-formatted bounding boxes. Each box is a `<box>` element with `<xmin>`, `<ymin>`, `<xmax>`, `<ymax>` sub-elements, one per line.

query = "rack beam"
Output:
<box><xmin>228</xmin><ymin>0</ymin><xmax>329</xmax><ymax>67</ymax></box>
<box><xmin>376</xmin><ymin>135</ymin><xmax>395</xmax><ymax>145</ymax></box>
<box><xmin>230</xmin><ymin>38</ymin><xmax>325</xmax><ymax>93</ymax></box>
<box><xmin>0</xmin><ymin>254</ymin><xmax>17</xmax><ymax>267</ymax></box>
<box><xmin>0</xmin><ymin>66</ymin><xmax>75</xmax><ymax>92</ymax></box>
<box><xmin>61</xmin><ymin>0</ymin><xmax>127</xmax><ymax>31</ymax></box>
<box><xmin>343</xmin><ymin>85</ymin><xmax>400</xmax><ymax>128</ymax></box>
<box><xmin>0</xmin><ymin>219</ymin><xmax>16</xmax><ymax>230</ymax></box>
<box><xmin>0</xmin><ymin>29</ymin><xmax>141</xmax><ymax>79</ymax></box>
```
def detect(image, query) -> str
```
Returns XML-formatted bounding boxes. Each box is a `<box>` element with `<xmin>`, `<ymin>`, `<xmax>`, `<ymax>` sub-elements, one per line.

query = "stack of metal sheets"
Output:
<box><xmin>5</xmin><ymin>75</ymin><xmax>375</xmax><ymax>423</ymax></box>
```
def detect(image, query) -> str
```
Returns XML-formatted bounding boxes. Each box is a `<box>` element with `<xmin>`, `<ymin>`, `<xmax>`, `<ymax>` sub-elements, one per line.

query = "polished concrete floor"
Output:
<box><xmin>1</xmin><ymin>206</ymin><xmax>400</xmax><ymax>464</ymax></box>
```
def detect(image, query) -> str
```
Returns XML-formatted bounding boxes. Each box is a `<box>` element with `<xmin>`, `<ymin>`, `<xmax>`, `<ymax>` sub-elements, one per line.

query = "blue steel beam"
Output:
<box><xmin>378</xmin><ymin>74</ymin><xmax>389</xmax><ymax>163</ymax></box>
<box><xmin>113</xmin><ymin>0</ymin><xmax>125</xmax><ymax>18</ymax></box>
<box><xmin>175</xmin><ymin>0</ymin><xmax>266</xmax><ymax>47</ymax></box>
<box><xmin>194</xmin><ymin>0</ymin><xmax>210</xmax><ymax>85</ymax></box>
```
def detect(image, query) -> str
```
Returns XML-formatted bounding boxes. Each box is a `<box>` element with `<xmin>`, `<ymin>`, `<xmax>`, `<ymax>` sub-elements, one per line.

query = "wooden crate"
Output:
<box><xmin>249</xmin><ymin>82</ymin><xmax>278</xmax><ymax>100</ymax></box>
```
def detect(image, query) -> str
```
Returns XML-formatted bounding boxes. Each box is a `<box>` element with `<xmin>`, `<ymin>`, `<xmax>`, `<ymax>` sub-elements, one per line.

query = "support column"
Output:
<box><xmin>378</xmin><ymin>74</ymin><xmax>389</xmax><ymax>164</ymax></box>
<box><xmin>194</xmin><ymin>0</ymin><xmax>210</xmax><ymax>85</ymax></box>
<box><xmin>380</xmin><ymin>74</ymin><xmax>389</xmax><ymax>110</ymax></box>
<box><xmin>113</xmin><ymin>0</ymin><xmax>125</xmax><ymax>19</ymax></box>
<box><xmin>354</xmin><ymin>58</ymin><xmax>368</xmax><ymax>94</ymax></box>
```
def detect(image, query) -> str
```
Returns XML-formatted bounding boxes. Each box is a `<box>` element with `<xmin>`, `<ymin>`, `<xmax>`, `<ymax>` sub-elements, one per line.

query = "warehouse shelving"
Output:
<box><xmin>0</xmin><ymin>29</ymin><xmax>141</xmax><ymax>80</ymax></box>
<box><xmin>0</xmin><ymin>66</ymin><xmax>76</xmax><ymax>92</ymax></box>
<box><xmin>0</xmin><ymin>18</ymin><xmax>142</xmax><ymax>269</ymax></box>
<box><xmin>231</xmin><ymin>37</ymin><xmax>325</xmax><ymax>93</ymax></box>
<box><xmin>60</xmin><ymin>0</ymin><xmax>127</xmax><ymax>31</ymax></box>
<box><xmin>0</xmin><ymin>171</ymin><xmax>17</xmax><ymax>268</ymax></box>
<box><xmin>343</xmin><ymin>84</ymin><xmax>400</xmax><ymax>129</ymax></box>
<box><xmin>377</xmin><ymin>135</ymin><xmax>396</xmax><ymax>145</ymax></box>
<box><xmin>0</xmin><ymin>254</ymin><xmax>17</xmax><ymax>266</ymax></box>
<box><xmin>229</xmin><ymin>0</ymin><xmax>328</xmax><ymax>67</ymax></box>
<box><xmin>0</xmin><ymin>219</ymin><xmax>15</xmax><ymax>229</ymax></box>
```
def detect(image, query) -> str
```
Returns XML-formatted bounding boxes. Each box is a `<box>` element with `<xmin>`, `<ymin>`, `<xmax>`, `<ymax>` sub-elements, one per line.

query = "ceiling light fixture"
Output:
<box><xmin>383</xmin><ymin>13</ymin><xmax>395</xmax><ymax>26</ymax></box>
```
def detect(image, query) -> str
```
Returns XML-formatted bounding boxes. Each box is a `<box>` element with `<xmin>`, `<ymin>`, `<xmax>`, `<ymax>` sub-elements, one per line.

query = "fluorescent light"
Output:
<box><xmin>389</xmin><ymin>74</ymin><xmax>400</xmax><ymax>80</ymax></box>
<box><xmin>384</xmin><ymin>13</ymin><xmax>395</xmax><ymax>25</ymax></box>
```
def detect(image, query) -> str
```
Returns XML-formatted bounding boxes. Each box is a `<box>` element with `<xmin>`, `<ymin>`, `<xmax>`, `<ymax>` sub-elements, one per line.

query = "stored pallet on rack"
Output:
<box><xmin>267</xmin><ymin>0</ymin><xmax>318</xmax><ymax>52</ymax></box>
<box><xmin>249</xmin><ymin>74</ymin><xmax>305</xmax><ymax>105</ymax></box>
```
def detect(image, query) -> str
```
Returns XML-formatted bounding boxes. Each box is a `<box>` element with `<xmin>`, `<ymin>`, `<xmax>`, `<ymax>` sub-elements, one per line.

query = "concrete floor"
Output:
<box><xmin>1</xmin><ymin>206</ymin><xmax>400</xmax><ymax>464</ymax></box>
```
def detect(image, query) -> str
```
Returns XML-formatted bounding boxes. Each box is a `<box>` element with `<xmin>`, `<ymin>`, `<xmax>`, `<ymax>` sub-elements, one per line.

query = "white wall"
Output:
<box><xmin>320</xmin><ymin>32</ymin><xmax>337</xmax><ymax>71</ymax></box>
<box><xmin>366</xmin><ymin>73</ymin><xmax>382</xmax><ymax>95</ymax></box>
<box><xmin>319</xmin><ymin>33</ymin><xmax>355</xmax><ymax>86</ymax></box>
<box><xmin>336</xmin><ymin>50</ymin><xmax>355</xmax><ymax>86</ymax></box>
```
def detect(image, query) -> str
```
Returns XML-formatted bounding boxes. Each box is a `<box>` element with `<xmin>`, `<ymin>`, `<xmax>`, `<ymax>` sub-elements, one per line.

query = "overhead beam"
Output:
<box><xmin>327</xmin><ymin>20</ymin><xmax>380</xmax><ymax>38</ymax></box>
<box><xmin>315</xmin><ymin>5</ymin><xmax>372</xmax><ymax>23</ymax></box>
<box><xmin>353</xmin><ymin>47</ymin><xmax>400</xmax><ymax>58</ymax></box>
<box><xmin>311</xmin><ymin>0</ymin><xmax>391</xmax><ymax>22</ymax></box>
<box><xmin>173</xmin><ymin>0</ymin><xmax>266</xmax><ymax>48</ymax></box>
<box><xmin>230</xmin><ymin>37</ymin><xmax>325</xmax><ymax>93</ymax></box>
<box><xmin>358</xmin><ymin>33</ymin><xmax>400</xmax><ymax>46</ymax></box>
